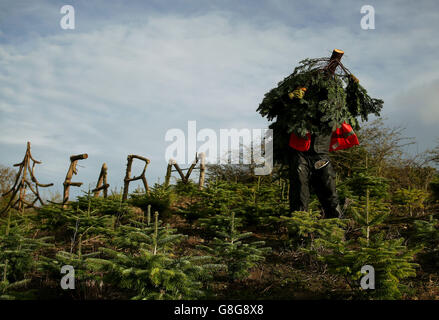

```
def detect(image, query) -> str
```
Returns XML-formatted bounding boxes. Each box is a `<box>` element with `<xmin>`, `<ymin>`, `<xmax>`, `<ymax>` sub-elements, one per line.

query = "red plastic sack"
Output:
<box><xmin>289</xmin><ymin>132</ymin><xmax>311</xmax><ymax>151</ymax></box>
<box><xmin>288</xmin><ymin>122</ymin><xmax>359</xmax><ymax>152</ymax></box>
<box><xmin>329</xmin><ymin>122</ymin><xmax>359</xmax><ymax>152</ymax></box>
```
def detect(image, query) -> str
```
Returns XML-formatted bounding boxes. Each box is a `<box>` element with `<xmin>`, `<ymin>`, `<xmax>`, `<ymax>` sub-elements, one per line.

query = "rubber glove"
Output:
<box><xmin>288</xmin><ymin>87</ymin><xmax>307</xmax><ymax>100</ymax></box>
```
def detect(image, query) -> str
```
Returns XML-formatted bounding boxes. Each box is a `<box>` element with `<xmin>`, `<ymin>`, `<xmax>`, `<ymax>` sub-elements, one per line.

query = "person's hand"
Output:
<box><xmin>288</xmin><ymin>87</ymin><xmax>307</xmax><ymax>100</ymax></box>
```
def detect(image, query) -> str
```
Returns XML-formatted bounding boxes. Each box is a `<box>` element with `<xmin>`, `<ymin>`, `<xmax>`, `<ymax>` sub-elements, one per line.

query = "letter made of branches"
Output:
<box><xmin>63</xmin><ymin>153</ymin><xmax>88</xmax><ymax>208</ymax></box>
<box><xmin>198</xmin><ymin>152</ymin><xmax>206</xmax><ymax>190</ymax></box>
<box><xmin>122</xmin><ymin>155</ymin><xmax>150</xmax><ymax>201</ymax></box>
<box><xmin>165</xmin><ymin>152</ymin><xmax>206</xmax><ymax>189</ymax></box>
<box><xmin>92</xmin><ymin>163</ymin><xmax>109</xmax><ymax>198</ymax></box>
<box><xmin>1</xmin><ymin>142</ymin><xmax>53</xmax><ymax>214</ymax></box>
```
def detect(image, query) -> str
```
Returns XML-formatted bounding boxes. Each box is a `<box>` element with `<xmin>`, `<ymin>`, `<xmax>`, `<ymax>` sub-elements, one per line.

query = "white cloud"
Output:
<box><xmin>393</xmin><ymin>79</ymin><xmax>439</xmax><ymax>125</ymax></box>
<box><xmin>1</xmin><ymin>7</ymin><xmax>439</xmax><ymax>197</ymax></box>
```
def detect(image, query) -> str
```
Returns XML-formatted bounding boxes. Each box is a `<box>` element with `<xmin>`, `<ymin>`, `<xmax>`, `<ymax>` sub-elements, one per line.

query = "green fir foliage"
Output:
<box><xmin>257</xmin><ymin>58</ymin><xmax>383</xmax><ymax>165</ymax></box>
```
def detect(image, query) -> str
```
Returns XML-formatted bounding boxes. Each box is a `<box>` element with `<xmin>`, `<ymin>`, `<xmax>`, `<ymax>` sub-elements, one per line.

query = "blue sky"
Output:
<box><xmin>1</xmin><ymin>0</ymin><xmax>438</xmax><ymax>199</ymax></box>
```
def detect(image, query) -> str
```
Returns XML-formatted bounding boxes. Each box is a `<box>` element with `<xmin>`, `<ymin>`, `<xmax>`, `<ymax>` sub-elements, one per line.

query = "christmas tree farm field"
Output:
<box><xmin>1</xmin><ymin>171</ymin><xmax>439</xmax><ymax>300</ymax></box>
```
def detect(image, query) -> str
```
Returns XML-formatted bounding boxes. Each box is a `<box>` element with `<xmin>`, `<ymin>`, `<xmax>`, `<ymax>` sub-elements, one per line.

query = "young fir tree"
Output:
<box><xmin>392</xmin><ymin>187</ymin><xmax>429</xmax><ymax>217</ymax></box>
<box><xmin>85</xmin><ymin>211</ymin><xmax>222</xmax><ymax>299</ymax></box>
<box><xmin>408</xmin><ymin>216</ymin><xmax>439</xmax><ymax>270</ymax></box>
<box><xmin>0</xmin><ymin>209</ymin><xmax>52</xmax><ymax>299</ymax></box>
<box><xmin>337</xmin><ymin>153</ymin><xmax>391</xmax><ymax>240</ymax></box>
<box><xmin>274</xmin><ymin>209</ymin><xmax>347</xmax><ymax>249</ymax></box>
<box><xmin>198</xmin><ymin>212</ymin><xmax>271</xmax><ymax>281</ymax></box>
<box><xmin>198</xmin><ymin>210</ymin><xmax>244</xmax><ymax>238</ymax></box>
<box><xmin>35</xmin><ymin>201</ymin><xmax>117</xmax><ymax>244</ymax></box>
<box><xmin>311</xmin><ymin>161</ymin><xmax>420</xmax><ymax>299</ymax></box>
<box><xmin>113</xmin><ymin>211</ymin><xmax>185</xmax><ymax>254</ymax></box>
<box><xmin>37</xmin><ymin>249</ymin><xmax>102</xmax><ymax>299</ymax></box>
<box><xmin>176</xmin><ymin>180</ymin><xmax>243</xmax><ymax>222</ymax></box>
<box><xmin>34</xmin><ymin>190</ymin><xmax>126</xmax><ymax>238</ymax></box>
<box><xmin>429</xmin><ymin>174</ymin><xmax>439</xmax><ymax>202</ymax></box>
<box><xmin>36</xmin><ymin>192</ymin><xmax>120</xmax><ymax>299</ymax></box>
<box><xmin>320</xmin><ymin>236</ymin><xmax>419</xmax><ymax>299</ymax></box>
<box><xmin>240</xmin><ymin>179</ymin><xmax>290</xmax><ymax>225</ymax></box>
<box><xmin>129</xmin><ymin>183</ymin><xmax>173</xmax><ymax>220</ymax></box>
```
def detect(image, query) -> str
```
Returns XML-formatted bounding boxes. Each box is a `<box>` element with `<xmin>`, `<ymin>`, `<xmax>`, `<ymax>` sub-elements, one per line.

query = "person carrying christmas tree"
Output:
<box><xmin>257</xmin><ymin>49</ymin><xmax>383</xmax><ymax>219</ymax></box>
<box><xmin>287</xmin><ymin>78</ymin><xmax>358</xmax><ymax>218</ymax></box>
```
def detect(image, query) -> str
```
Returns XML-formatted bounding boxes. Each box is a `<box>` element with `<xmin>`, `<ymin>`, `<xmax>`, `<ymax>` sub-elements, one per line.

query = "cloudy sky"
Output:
<box><xmin>1</xmin><ymin>0</ymin><xmax>438</xmax><ymax>198</ymax></box>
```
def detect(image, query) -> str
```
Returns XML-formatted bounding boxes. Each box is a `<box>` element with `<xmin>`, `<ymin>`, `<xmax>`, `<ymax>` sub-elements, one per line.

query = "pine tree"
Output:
<box><xmin>339</xmin><ymin>154</ymin><xmax>391</xmax><ymax>242</ymax></box>
<box><xmin>198</xmin><ymin>212</ymin><xmax>271</xmax><ymax>280</ymax></box>
<box><xmin>408</xmin><ymin>216</ymin><xmax>439</xmax><ymax>270</ymax></box>
<box><xmin>275</xmin><ymin>210</ymin><xmax>346</xmax><ymax>248</ymax></box>
<box><xmin>392</xmin><ymin>187</ymin><xmax>429</xmax><ymax>217</ymax></box>
<box><xmin>0</xmin><ymin>209</ymin><xmax>52</xmax><ymax>299</ymax></box>
<box><xmin>429</xmin><ymin>174</ymin><xmax>439</xmax><ymax>202</ymax></box>
<box><xmin>319</xmin><ymin>236</ymin><xmax>419</xmax><ymax>299</ymax></box>
<box><xmin>85</xmin><ymin>248</ymin><xmax>216</xmax><ymax>299</ymax></box>
<box><xmin>35</xmin><ymin>202</ymin><xmax>117</xmax><ymax>243</ymax></box>
<box><xmin>129</xmin><ymin>183</ymin><xmax>173</xmax><ymax>220</ymax></box>
<box><xmin>198</xmin><ymin>210</ymin><xmax>244</xmax><ymax>238</ymax></box>
<box><xmin>310</xmin><ymin>156</ymin><xmax>420</xmax><ymax>299</ymax></box>
<box><xmin>37</xmin><ymin>249</ymin><xmax>102</xmax><ymax>299</ymax></box>
<box><xmin>85</xmin><ymin>211</ymin><xmax>222</xmax><ymax>299</ymax></box>
<box><xmin>176</xmin><ymin>180</ymin><xmax>242</xmax><ymax>222</ymax></box>
<box><xmin>312</xmin><ymin>186</ymin><xmax>419</xmax><ymax>298</ymax></box>
<box><xmin>113</xmin><ymin>211</ymin><xmax>185</xmax><ymax>254</ymax></box>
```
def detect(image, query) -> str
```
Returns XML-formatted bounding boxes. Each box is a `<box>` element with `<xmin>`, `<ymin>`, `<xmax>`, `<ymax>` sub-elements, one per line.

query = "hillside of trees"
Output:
<box><xmin>1</xmin><ymin>118</ymin><xmax>439</xmax><ymax>300</ymax></box>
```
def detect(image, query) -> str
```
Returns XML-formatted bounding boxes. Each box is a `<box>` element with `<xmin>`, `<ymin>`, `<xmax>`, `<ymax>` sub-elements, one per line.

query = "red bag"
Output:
<box><xmin>289</xmin><ymin>132</ymin><xmax>311</xmax><ymax>151</ymax></box>
<box><xmin>288</xmin><ymin>122</ymin><xmax>359</xmax><ymax>152</ymax></box>
<box><xmin>329</xmin><ymin>122</ymin><xmax>359</xmax><ymax>152</ymax></box>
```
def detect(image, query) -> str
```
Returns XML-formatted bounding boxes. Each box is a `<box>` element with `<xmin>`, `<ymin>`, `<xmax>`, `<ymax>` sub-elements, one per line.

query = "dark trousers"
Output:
<box><xmin>288</xmin><ymin>148</ymin><xmax>342</xmax><ymax>218</ymax></box>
